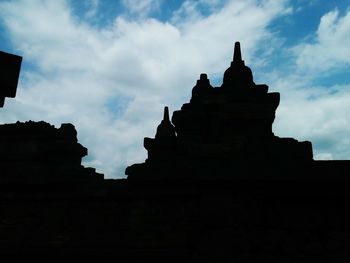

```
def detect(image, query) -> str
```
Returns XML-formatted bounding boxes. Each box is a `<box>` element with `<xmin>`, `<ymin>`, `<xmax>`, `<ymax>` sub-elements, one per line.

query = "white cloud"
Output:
<box><xmin>85</xmin><ymin>0</ymin><xmax>100</xmax><ymax>18</ymax></box>
<box><xmin>295</xmin><ymin>8</ymin><xmax>350</xmax><ymax>73</ymax></box>
<box><xmin>122</xmin><ymin>0</ymin><xmax>161</xmax><ymax>17</ymax></box>
<box><xmin>265</xmin><ymin>70</ymin><xmax>350</xmax><ymax>161</ymax></box>
<box><xmin>0</xmin><ymin>0</ymin><xmax>292</xmax><ymax>178</ymax></box>
<box><xmin>263</xmin><ymin>7</ymin><xmax>350</xmax><ymax>161</ymax></box>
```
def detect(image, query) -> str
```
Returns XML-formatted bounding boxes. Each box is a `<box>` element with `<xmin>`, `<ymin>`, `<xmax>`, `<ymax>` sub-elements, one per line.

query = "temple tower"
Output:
<box><xmin>126</xmin><ymin>42</ymin><xmax>313</xmax><ymax>179</ymax></box>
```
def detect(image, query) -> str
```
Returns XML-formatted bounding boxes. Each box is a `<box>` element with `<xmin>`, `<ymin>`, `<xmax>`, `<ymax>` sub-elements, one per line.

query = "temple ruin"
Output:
<box><xmin>1</xmin><ymin>43</ymin><xmax>350</xmax><ymax>262</ymax></box>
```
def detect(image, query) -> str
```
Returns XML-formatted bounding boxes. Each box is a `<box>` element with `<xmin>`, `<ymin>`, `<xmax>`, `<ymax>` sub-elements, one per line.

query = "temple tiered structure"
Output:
<box><xmin>126</xmin><ymin>42</ymin><xmax>313</xmax><ymax>180</ymax></box>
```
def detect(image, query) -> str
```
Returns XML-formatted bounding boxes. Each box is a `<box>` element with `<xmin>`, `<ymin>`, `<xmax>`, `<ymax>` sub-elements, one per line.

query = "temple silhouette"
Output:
<box><xmin>1</xmin><ymin>43</ymin><xmax>350</xmax><ymax>262</ymax></box>
<box><xmin>126</xmin><ymin>42</ymin><xmax>313</xmax><ymax>181</ymax></box>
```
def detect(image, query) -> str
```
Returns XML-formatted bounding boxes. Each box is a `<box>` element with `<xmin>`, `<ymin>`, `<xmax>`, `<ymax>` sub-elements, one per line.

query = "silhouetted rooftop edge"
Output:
<box><xmin>0</xmin><ymin>51</ymin><xmax>22</xmax><ymax>107</ymax></box>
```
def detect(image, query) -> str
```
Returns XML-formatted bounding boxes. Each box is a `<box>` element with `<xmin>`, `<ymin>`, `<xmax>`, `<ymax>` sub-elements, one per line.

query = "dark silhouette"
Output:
<box><xmin>2</xmin><ymin>44</ymin><xmax>350</xmax><ymax>262</ymax></box>
<box><xmin>0</xmin><ymin>121</ymin><xmax>103</xmax><ymax>184</ymax></box>
<box><xmin>126</xmin><ymin>41</ymin><xmax>313</xmax><ymax>180</ymax></box>
<box><xmin>0</xmin><ymin>51</ymin><xmax>22</xmax><ymax>107</ymax></box>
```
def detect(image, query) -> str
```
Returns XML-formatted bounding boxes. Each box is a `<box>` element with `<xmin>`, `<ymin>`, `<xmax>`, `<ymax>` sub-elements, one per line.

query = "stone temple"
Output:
<box><xmin>126</xmin><ymin>42</ymin><xmax>313</xmax><ymax>181</ymax></box>
<box><xmin>2</xmin><ymin>43</ymin><xmax>350</xmax><ymax>262</ymax></box>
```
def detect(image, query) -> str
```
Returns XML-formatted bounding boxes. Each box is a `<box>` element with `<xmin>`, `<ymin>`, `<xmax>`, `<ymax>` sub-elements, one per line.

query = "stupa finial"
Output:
<box><xmin>163</xmin><ymin>106</ymin><xmax>170</xmax><ymax>122</ymax></box>
<box><xmin>233</xmin><ymin>42</ymin><xmax>242</xmax><ymax>63</ymax></box>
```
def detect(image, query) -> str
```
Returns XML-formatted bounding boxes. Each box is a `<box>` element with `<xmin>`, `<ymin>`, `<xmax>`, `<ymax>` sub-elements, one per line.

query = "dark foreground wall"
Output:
<box><xmin>1</xmin><ymin>160</ymin><xmax>350</xmax><ymax>262</ymax></box>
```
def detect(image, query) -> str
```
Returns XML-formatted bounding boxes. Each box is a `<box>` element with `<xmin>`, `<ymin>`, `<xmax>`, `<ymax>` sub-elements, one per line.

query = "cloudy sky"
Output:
<box><xmin>1</xmin><ymin>0</ymin><xmax>350</xmax><ymax>178</ymax></box>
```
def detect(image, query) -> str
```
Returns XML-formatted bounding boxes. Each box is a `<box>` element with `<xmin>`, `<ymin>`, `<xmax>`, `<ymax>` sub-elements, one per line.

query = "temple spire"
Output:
<box><xmin>233</xmin><ymin>42</ymin><xmax>243</xmax><ymax>63</ymax></box>
<box><xmin>163</xmin><ymin>106</ymin><xmax>170</xmax><ymax>122</ymax></box>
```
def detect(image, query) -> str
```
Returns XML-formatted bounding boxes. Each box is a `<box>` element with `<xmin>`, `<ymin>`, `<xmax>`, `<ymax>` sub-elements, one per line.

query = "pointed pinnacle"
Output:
<box><xmin>233</xmin><ymin>42</ymin><xmax>242</xmax><ymax>63</ymax></box>
<box><xmin>163</xmin><ymin>106</ymin><xmax>170</xmax><ymax>122</ymax></box>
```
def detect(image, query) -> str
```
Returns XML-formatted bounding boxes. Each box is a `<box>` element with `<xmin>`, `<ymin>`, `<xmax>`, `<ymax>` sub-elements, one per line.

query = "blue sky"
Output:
<box><xmin>1</xmin><ymin>0</ymin><xmax>350</xmax><ymax>178</ymax></box>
